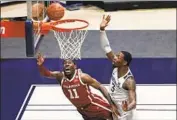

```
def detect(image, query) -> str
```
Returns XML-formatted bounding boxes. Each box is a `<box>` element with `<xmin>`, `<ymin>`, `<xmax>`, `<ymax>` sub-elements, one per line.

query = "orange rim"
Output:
<box><xmin>33</xmin><ymin>21</ymin><xmax>51</xmax><ymax>34</ymax></box>
<box><xmin>33</xmin><ymin>19</ymin><xmax>89</xmax><ymax>33</ymax></box>
<box><xmin>51</xmin><ymin>19</ymin><xmax>89</xmax><ymax>32</ymax></box>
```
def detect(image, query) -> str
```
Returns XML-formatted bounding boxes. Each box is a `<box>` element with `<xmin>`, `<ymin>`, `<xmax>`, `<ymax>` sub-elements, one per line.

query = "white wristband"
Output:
<box><xmin>100</xmin><ymin>30</ymin><xmax>112</xmax><ymax>53</ymax></box>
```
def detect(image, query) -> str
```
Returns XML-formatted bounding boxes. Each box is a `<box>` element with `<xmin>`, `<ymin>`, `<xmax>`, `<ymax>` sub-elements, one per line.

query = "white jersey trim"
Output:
<box><xmin>64</xmin><ymin>69</ymin><xmax>77</xmax><ymax>82</ymax></box>
<box><xmin>78</xmin><ymin>69</ymin><xmax>86</xmax><ymax>86</ymax></box>
<box><xmin>91</xmin><ymin>102</ymin><xmax>111</xmax><ymax>112</ymax></box>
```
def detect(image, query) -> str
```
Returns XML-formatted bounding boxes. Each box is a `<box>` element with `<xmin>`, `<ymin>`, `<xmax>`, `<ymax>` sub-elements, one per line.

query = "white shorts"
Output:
<box><xmin>112</xmin><ymin>110</ymin><xmax>135</xmax><ymax>120</ymax></box>
<box><xmin>112</xmin><ymin>100</ymin><xmax>135</xmax><ymax>120</ymax></box>
<box><xmin>119</xmin><ymin>111</ymin><xmax>133</xmax><ymax>120</ymax></box>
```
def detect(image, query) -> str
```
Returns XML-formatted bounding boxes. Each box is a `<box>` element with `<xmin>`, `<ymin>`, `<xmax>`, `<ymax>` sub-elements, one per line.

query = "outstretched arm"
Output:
<box><xmin>81</xmin><ymin>73</ymin><xmax>114</xmax><ymax>105</ymax></box>
<box><xmin>37</xmin><ymin>53</ymin><xmax>63</xmax><ymax>80</ymax></box>
<box><xmin>100</xmin><ymin>15</ymin><xmax>117</xmax><ymax>63</ymax></box>
<box><xmin>81</xmin><ymin>73</ymin><xmax>124</xmax><ymax>116</ymax></box>
<box><xmin>38</xmin><ymin>65</ymin><xmax>61</xmax><ymax>79</ymax></box>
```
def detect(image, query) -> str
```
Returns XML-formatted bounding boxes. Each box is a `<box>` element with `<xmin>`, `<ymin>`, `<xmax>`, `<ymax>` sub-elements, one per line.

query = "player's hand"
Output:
<box><xmin>122</xmin><ymin>101</ymin><xmax>128</xmax><ymax>111</ymax></box>
<box><xmin>37</xmin><ymin>52</ymin><xmax>45</xmax><ymax>65</ymax></box>
<box><xmin>100</xmin><ymin>15</ymin><xmax>111</xmax><ymax>30</ymax></box>
<box><xmin>111</xmin><ymin>104</ymin><xmax>119</xmax><ymax>120</ymax></box>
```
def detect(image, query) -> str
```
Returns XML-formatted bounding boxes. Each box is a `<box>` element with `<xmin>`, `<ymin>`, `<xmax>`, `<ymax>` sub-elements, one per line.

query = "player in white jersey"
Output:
<box><xmin>99</xmin><ymin>15</ymin><xmax>137</xmax><ymax>120</ymax></box>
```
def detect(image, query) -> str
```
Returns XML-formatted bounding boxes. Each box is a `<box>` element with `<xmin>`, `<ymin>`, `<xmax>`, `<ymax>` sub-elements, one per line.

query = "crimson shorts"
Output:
<box><xmin>77</xmin><ymin>94</ymin><xmax>112</xmax><ymax>120</ymax></box>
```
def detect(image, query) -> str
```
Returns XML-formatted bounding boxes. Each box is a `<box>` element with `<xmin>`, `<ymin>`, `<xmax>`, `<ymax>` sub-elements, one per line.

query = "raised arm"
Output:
<box><xmin>100</xmin><ymin>15</ymin><xmax>117</xmax><ymax>63</ymax></box>
<box><xmin>37</xmin><ymin>53</ymin><xmax>63</xmax><ymax>81</ymax></box>
<box><xmin>80</xmin><ymin>73</ymin><xmax>124</xmax><ymax>117</ymax></box>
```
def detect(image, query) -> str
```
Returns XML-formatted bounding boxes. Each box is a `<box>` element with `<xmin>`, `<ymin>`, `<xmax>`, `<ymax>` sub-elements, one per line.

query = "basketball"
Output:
<box><xmin>32</xmin><ymin>3</ymin><xmax>46</xmax><ymax>21</ymax></box>
<box><xmin>46</xmin><ymin>3</ymin><xmax>65</xmax><ymax>21</ymax></box>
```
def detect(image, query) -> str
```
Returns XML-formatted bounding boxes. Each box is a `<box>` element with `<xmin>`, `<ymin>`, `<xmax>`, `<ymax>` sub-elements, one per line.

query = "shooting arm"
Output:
<box><xmin>38</xmin><ymin>64</ymin><xmax>62</xmax><ymax>79</ymax></box>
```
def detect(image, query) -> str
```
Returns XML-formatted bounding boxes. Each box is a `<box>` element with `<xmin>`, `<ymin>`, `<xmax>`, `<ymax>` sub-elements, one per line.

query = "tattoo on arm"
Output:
<box><xmin>127</xmin><ymin>78</ymin><xmax>136</xmax><ymax>91</ymax></box>
<box><xmin>126</xmin><ymin>78</ymin><xmax>136</xmax><ymax>110</ymax></box>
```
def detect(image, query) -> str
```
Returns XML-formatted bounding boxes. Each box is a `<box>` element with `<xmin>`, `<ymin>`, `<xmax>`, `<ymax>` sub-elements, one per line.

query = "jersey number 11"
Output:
<box><xmin>68</xmin><ymin>89</ymin><xmax>79</xmax><ymax>99</ymax></box>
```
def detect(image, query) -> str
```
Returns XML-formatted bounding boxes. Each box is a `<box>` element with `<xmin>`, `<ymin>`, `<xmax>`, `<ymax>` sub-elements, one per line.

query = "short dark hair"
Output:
<box><xmin>121</xmin><ymin>51</ymin><xmax>132</xmax><ymax>66</ymax></box>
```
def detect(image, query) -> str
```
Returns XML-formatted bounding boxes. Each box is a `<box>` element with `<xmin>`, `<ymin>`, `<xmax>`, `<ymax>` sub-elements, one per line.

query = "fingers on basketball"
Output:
<box><xmin>32</xmin><ymin>3</ymin><xmax>46</xmax><ymax>21</ymax></box>
<box><xmin>33</xmin><ymin>22</ymin><xmax>42</xmax><ymax>31</ymax></box>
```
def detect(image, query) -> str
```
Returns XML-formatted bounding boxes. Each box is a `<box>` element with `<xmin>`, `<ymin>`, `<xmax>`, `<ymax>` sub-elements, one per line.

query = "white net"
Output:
<box><xmin>53</xmin><ymin>20</ymin><xmax>88</xmax><ymax>60</ymax></box>
<box><xmin>29</xmin><ymin>1</ymin><xmax>88</xmax><ymax>58</ymax></box>
<box><xmin>54</xmin><ymin>30</ymin><xmax>88</xmax><ymax>60</ymax></box>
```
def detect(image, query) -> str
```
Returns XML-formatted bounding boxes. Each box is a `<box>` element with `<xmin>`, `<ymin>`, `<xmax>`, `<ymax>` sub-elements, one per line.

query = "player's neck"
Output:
<box><xmin>65</xmin><ymin>75</ymin><xmax>73</xmax><ymax>80</ymax></box>
<box><xmin>65</xmin><ymin>70</ymin><xmax>76</xmax><ymax>80</ymax></box>
<box><xmin>117</xmin><ymin>66</ymin><xmax>129</xmax><ymax>78</ymax></box>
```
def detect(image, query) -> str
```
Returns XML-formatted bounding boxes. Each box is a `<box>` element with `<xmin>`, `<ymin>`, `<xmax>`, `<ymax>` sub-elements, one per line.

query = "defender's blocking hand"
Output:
<box><xmin>100</xmin><ymin>15</ymin><xmax>111</xmax><ymax>30</ymax></box>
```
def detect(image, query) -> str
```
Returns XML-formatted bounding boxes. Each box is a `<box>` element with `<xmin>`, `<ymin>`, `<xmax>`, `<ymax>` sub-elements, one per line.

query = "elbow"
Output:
<box><xmin>128</xmin><ymin>99</ymin><xmax>136</xmax><ymax>111</ymax></box>
<box><xmin>103</xmin><ymin>46</ymin><xmax>112</xmax><ymax>54</ymax></box>
<box><xmin>39</xmin><ymin>72</ymin><xmax>46</xmax><ymax>77</ymax></box>
<box><xmin>40</xmin><ymin>71</ymin><xmax>51</xmax><ymax>77</ymax></box>
<box><xmin>39</xmin><ymin>72</ymin><xmax>45</xmax><ymax>76</ymax></box>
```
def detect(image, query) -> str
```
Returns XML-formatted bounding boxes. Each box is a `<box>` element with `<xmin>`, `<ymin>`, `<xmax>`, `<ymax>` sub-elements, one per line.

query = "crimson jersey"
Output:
<box><xmin>61</xmin><ymin>69</ymin><xmax>112</xmax><ymax>119</ymax></box>
<box><xmin>61</xmin><ymin>69</ymin><xmax>101</xmax><ymax>107</ymax></box>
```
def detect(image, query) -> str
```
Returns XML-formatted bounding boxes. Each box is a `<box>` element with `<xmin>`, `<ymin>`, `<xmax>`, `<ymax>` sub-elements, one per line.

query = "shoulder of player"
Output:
<box><xmin>80</xmin><ymin>72</ymin><xmax>90</xmax><ymax>80</ymax></box>
<box><xmin>124</xmin><ymin>76</ymin><xmax>136</xmax><ymax>90</ymax></box>
<box><xmin>79</xmin><ymin>72</ymin><xmax>93</xmax><ymax>84</ymax></box>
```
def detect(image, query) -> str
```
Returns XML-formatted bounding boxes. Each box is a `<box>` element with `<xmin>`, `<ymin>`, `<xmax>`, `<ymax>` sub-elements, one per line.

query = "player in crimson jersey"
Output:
<box><xmin>37</xmin><ymin>53</ymin><xmax>121</xmax><ymax>120</ymax></box>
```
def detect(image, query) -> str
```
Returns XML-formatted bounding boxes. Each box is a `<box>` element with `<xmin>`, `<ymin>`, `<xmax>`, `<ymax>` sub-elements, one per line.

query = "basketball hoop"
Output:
<box><xmin>49</xmin><ymin>19</ymin><xmax>89</xmax><ymax>60</ymax></box>
<box><xmin>32</xmin><ymin>19</ymin><xmax>89</xmax><ymax>59</ymax></box>
<box><xmin>51</xmin><ymin>19</ymin><xmax>89</xmax><ymax>32</ymax></box>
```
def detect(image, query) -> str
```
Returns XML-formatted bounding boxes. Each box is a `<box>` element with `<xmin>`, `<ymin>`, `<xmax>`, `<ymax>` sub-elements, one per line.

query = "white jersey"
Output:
<box><xmin>109</xmin><ymin>67</ymin><xmax>133</xmax><ymax>102</ymax></box>
<box><xmin>109</xmin><ymin>67</ymin><xmax>134</xmax><ymax>120</ymax></box>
